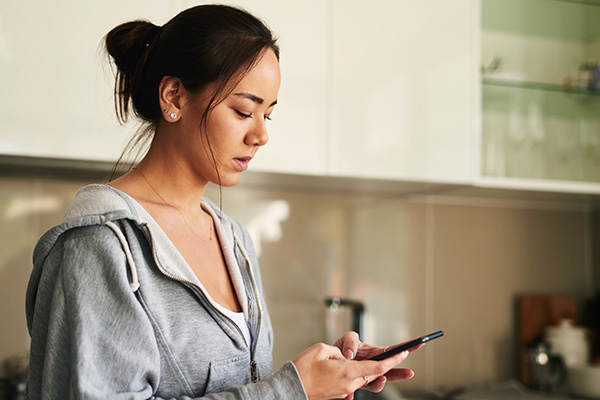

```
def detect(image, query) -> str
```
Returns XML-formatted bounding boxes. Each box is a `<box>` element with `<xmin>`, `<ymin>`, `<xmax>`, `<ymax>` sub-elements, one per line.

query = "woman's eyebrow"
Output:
<box><xmin>233</xmin><ymin>92</ymin><xmax>277</xmax><ymax>107</ymax></box>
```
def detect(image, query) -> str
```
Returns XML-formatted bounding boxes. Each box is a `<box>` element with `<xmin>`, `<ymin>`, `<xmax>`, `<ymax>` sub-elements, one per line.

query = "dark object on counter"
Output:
<box><xmin>527</xmin><ymin>342</ymin><xmax>566</xmax><ymax>393</ymax></box>
<box><xmin>0</xmin><ymin>378</ymin><xmax>11</xmax><ymax>400</ymax></box>
<box><xmin>2</xmin><ymin>353</ymin><xmax>28</xmax><ymax>400</ymax></box>
<box><xmin>582</xmin><ymin>292</ymin><xmax>600</xmax><ymax>363</ymax></box>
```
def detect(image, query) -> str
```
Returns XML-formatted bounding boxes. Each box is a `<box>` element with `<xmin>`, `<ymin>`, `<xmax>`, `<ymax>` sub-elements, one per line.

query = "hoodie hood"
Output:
<box><xmin>31</xmin><ymin>185</ymin><xmax>143</xmax><ymax>285</ymax></box>
<box><xmin>62</xmin><ymin>184</ymin><xmax>142</xmax><ymax>223</ymax></box>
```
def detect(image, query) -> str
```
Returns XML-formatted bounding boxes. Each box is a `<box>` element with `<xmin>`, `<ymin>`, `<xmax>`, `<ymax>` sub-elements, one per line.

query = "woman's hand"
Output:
<box><xmin>333</xmin><ymin>332</ymin><xmax>419</xmax><ymax>399</ymax></box>
<box><xmin>292</xmin><ymin>339</ymin><xmax>412</xmax><ymax>400</ymax></box>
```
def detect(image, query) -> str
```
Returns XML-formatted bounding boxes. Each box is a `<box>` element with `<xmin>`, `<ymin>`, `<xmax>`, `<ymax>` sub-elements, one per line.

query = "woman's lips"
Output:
<box><xmin>234</xmin><ymin>157</ymin><xmax>251</xmax><ymax>171</ymax></box>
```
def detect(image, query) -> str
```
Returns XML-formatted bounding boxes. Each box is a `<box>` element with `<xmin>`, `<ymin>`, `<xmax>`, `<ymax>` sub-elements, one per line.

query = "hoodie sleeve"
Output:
<box><xmin>26</xmin><ymin>224</ymin><xmax>307</xmax><ymax>400</ymax></box>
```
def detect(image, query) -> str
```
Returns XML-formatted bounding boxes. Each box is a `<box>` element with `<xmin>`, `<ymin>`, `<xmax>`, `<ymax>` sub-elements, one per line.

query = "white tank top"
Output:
<box><xmin>211</xmin><ymin>297</ymin><xmax>252</xmax><ymax>346</ymax></box>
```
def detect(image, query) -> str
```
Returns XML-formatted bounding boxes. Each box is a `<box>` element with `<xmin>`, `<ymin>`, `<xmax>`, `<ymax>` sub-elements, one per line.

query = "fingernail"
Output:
<box><xmin>401</xmin><ymin>350</ymin><xmax>409</xmax><ymax>360</ymax></box>
<box><xmin>344</xmin><ymin>350</ymin><xmax>355</xmax><ymax>359</ymax></box>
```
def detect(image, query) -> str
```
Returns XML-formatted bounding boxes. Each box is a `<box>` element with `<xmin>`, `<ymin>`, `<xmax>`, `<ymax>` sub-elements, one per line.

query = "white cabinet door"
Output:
<box><xmin>175</xmin><ymin>0</ymin><xmax>330</xmax><ymax>176</ymax></box>
<box><xmin>0</xmin><ymin>0</ymin><xmax>172</xmax><ymax>162</ymax></box>
<box><xmin>329</xmin><ymin>0</ymin><xmax>479</xmax><ymax>183</ymax></box>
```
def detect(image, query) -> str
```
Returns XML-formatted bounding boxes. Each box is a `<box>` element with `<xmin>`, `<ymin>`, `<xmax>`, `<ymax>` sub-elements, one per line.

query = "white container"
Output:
<box><xmin>545</xmin><ymin>319</ymin><xmax>589</xmax><ymax>367</ymax></box>
<box><xmin>567</xmin><ymin>365</ymin><xmax>600</xmax><ymax>399</ymax></box>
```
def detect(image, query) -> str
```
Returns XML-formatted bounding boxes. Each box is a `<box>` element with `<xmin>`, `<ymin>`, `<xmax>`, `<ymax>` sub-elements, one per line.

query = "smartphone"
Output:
<box><xmin>368</xmin><ymin>330</ymin><xmax>444</xmax><ymax>361</ymax></box>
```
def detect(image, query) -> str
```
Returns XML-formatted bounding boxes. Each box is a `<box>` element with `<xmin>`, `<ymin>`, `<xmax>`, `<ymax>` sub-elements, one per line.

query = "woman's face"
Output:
<box><xmin>180</xmin><ymin>48</ymin><xmax>281</xmax><ymax>187</ymax></box>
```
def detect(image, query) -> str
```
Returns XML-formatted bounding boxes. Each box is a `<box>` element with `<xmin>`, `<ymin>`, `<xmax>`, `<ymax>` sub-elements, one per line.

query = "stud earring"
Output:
<box><xmin>170</xmin><ymin>112</ymin><xmax>177</xmax><ymax>119</ymax></box>
<box><xmin>163</xmin><ymin>108</ymin><xmax>168</xmax><ymax>113</ymax></box>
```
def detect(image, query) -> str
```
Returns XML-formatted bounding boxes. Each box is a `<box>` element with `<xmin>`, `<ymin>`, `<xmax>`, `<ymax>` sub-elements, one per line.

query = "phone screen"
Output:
<box><xmin>368</xmin><ymin>330</ymin><xmax>444</xmax><ymax>361</ymax></box>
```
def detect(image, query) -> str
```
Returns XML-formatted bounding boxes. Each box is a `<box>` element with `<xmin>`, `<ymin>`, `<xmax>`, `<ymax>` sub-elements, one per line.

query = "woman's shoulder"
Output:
<box><xmin>33</xmin><ymin>184</ymin><xmax>144</xmax><ymax>269</ymax></box>
<box><xmin>62</xmin><ymin>184</ymin><xmax>140</xmax><ymax>223</ymax></box>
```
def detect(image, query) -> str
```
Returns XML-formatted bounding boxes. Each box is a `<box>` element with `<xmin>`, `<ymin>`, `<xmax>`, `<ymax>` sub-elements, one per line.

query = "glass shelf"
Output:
<box><xmin>482</xmin><ymin>77</ymin><xmax>600</xmax><ymax>183</ymax></box>
<box><xmin>481</xmin><ymin>0</ymin><xmax>600</xmax><ymax>186</ymax></box>
<box><xmin>483</xmin><ymin>77</ymin><xmax>600</xmax><ymax>98</ymax></box>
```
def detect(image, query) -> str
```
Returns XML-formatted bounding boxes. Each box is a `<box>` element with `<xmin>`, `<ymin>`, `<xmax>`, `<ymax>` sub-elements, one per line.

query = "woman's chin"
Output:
<box><xmin>212</xmin><ymin>174</ymin><xmax>242</xmax><ymax>188</ymax></box>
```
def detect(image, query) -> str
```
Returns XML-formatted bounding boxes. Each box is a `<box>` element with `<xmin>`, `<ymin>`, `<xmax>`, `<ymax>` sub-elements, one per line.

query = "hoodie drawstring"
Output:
<box><xmin>105</xmin><ymin>221</ymin><xmax>140</xmax><ymax>292</ymax></box>
<box><xmin>232</xmin><ymin>230</ymin><xmax>263</xmax><ymax>313</ymax></box>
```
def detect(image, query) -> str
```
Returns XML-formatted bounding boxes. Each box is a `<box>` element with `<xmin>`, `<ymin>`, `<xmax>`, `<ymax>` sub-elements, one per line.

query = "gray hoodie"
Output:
<box><xmin>26</xmin><ymin>184</ymin><xmax>307</xmax><ymax>399</ymax></box>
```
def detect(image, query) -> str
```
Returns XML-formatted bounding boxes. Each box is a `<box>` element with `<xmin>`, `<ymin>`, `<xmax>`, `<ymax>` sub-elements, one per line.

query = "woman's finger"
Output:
<box><xmin>334</xmin><ymin>331</ymin><xmax>361</xmax><ymax>360</ymax></box>
<box><xmin>384</xmin><ymin>367</ymin><xmax>415</xmax><ymax>382</ymax></box>
<box><xmin>363</xmin><ymin>375</ymin><xmax>387</xmax><ymax>392</ymax></box>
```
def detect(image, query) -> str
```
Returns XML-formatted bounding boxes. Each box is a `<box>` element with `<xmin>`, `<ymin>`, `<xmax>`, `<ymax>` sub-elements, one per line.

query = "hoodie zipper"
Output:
<box><xmin>143</xmin><ymin>223</ymin><xmax>262</xmax><ymax>381</ymax></box>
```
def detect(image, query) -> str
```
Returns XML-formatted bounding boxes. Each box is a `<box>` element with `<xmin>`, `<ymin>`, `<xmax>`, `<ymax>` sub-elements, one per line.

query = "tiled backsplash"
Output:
<box><xmin>0</xmin><ymin>175</ymin><xmax>594</xmax><ymax>390</ymax></box>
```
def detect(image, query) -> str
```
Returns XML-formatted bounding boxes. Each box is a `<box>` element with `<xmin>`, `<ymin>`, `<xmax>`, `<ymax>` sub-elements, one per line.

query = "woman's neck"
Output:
<box><xmin>110</xmin><ymin>146</ymin><xmax>209</xmax><ymax>213</ymax></box>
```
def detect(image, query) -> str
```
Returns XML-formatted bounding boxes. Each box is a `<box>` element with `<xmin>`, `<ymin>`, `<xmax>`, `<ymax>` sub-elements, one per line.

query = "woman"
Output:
<box><xmin>26</xmin><ymin>4</ymin><xmax>413</xmax><ymax>399</ymax></box>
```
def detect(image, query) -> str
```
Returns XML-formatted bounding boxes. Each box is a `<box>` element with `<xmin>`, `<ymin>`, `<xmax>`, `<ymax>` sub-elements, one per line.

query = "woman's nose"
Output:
<box><xmin>246</xmin><ymin>119</ymin><xmax>269</xmax><ymax>146</ymax></box>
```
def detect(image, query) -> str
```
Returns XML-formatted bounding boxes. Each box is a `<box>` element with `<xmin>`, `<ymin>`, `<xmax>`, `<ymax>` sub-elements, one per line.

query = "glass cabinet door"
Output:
<box><xmin>481</xmin><ymin>0</ymin><xmax>600</xmax><ymax>184</ymax></box>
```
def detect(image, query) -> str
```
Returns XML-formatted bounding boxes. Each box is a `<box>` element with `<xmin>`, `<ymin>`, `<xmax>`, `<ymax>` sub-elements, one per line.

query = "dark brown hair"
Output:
<box><xmin>104</xmin><ymin>4</ymin><xmax>279</xmax><ymax>176</ymax></box>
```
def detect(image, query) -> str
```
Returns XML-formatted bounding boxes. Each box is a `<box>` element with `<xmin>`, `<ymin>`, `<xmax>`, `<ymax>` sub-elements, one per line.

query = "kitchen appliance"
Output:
<box><xmin>544</xmin><ymin>319</ymin><xmax>589</xmax><ymax>368</ymax></box>
<box><xmin>527</xmin><ymin>342</ymin><xmax>566</xmax><ymax>392</ymax></box>
<box><xmin>2</xmin><ymin>353</ymin><xmax>28</xmax><ymax>400</ymax></box>
<box><xmin>517</xmin><ymin>294</ymin><xmax>578</xmax><ymax>387</ymax></box>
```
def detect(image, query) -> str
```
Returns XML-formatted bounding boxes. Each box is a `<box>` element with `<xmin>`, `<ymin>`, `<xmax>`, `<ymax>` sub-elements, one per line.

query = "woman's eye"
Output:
<box><xmin>234</xmin><ymin>110</ymin><xmax>252</xmax><ymax>119</ymax></box>
<box><xmin>264</xmin><ymin>115</ymin><xmax>272</xmax><ymax>121</ymax></box>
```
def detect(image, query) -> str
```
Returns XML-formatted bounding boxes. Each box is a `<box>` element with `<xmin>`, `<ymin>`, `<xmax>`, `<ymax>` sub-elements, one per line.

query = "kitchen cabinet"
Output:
<box><xmin>0</xmin><ymin>0</ymin><xmax>330</xmax><ymax>176</ymax></box>
<box><xmin>1</xmin><ymin>0</ymin><xmax>479</xmax><ymax>184</ymax></box>
<box><xmin>0</xmin><ymin>0</ymin><xmax>329</xmax><ymax>176</ymax></box>
<box><xmin>8</xmin><ymin>0</ymin><xmax>600</xmax><ymax>199</ymax></box>
<box><xmin>0</xmin><ymin>0</ymin><xmax>172</xmax><ymax>163</ymax></box>
<box><xmin>479</xmin><ymin>0</ymin><xmax>600</xmax><ymax>194</ymax></box>
<box><xmin>245</xmin><ymin>0</ymin><xmax>480</xmax><ymax>182</ymax></box>
<box><xmin>328</xmin><ymin>0</ymin><xmax>479</xmax><ymax>184</ymax></box>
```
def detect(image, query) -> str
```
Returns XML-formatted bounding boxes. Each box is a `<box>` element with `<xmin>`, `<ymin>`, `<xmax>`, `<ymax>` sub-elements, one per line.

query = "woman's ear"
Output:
<box><xmin>158</xmin><ymin>76</ymin><xmax>183</xmax><ymax>122</ymax></box>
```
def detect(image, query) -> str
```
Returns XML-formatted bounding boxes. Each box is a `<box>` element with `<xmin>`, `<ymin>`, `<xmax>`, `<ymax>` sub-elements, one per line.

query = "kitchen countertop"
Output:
<box><xmin>368</xmin><ymin>379</ymin><xmax>596</xmax><ymax>400</ymax></box>
<box><xmin>399</xmin><ymin>380</ymin><xmax>595</xmax><ymax>400</ymax></box>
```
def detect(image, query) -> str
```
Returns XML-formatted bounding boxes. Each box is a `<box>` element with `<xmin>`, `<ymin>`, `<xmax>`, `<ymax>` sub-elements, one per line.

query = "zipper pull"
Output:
<box><xmin>250</xmin><ymin>360</ymin><xmax>258</xmax><ymax>383</ymax></box>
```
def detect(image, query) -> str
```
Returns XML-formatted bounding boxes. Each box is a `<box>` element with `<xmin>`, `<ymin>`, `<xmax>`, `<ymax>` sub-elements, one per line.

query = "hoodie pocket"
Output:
<box><xmin>205</xmin><ymin>354</ymin><xmax>251</xmax><ymax>395</ymax></box>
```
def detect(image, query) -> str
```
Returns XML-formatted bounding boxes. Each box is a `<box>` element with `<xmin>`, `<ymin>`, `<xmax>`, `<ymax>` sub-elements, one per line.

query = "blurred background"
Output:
<box><xmin>2</xmin><ymin>0</ymin><xmax>600</xmax><ymax>399</ymax></box>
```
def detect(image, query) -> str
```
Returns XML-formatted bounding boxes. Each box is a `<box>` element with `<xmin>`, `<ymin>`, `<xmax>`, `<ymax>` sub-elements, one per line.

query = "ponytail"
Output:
<box><xmin>105</xmin><ymin>20</ymin><xmax>162</xmax><ymax>123</ymax></box>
